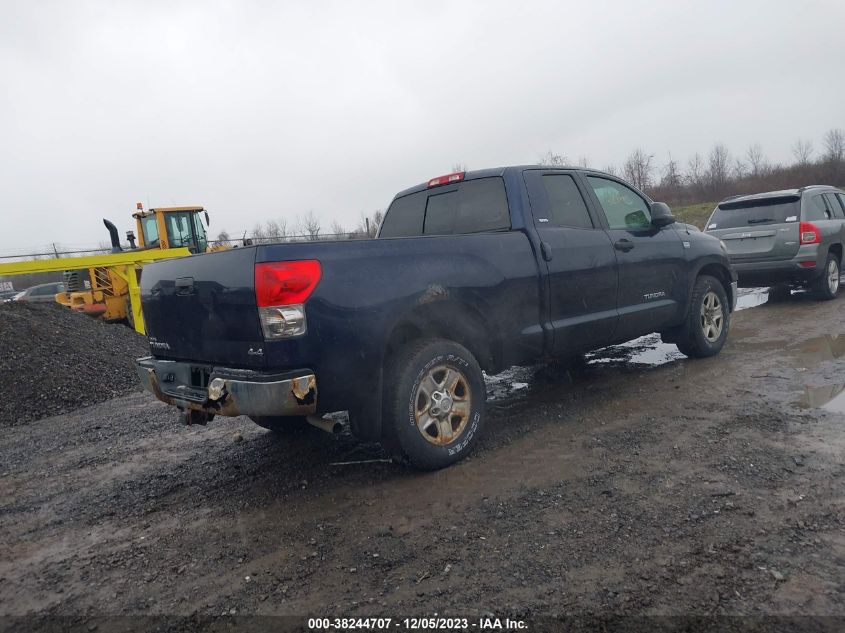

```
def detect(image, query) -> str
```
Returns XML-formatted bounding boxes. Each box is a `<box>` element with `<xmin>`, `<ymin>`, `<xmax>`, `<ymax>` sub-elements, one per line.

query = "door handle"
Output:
<box><xmin>540</xmin><ymin>241</ymin><xmax>553</xmax><ymax>262</ymax></box>
<box><xmin>614</xmin><ymin>239</ymin><xmax>634</xmax><ymax>253</ymax></box>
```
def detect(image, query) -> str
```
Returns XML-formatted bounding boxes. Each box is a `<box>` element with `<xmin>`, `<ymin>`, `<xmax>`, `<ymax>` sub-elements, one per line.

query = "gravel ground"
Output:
<box><xmin>0</xmin><ymin>302</ymin><xmax>147</xmax><ymax>426</ymax></box>
<box><xmin>0</xmin><ymin>291</ymin><xmax>843</xmax><ymax>628</ymax></box>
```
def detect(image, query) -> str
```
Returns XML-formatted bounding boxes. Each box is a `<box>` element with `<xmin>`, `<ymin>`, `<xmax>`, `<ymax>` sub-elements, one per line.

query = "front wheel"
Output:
<box><xmin>382</xmin><ymin>339</ymin><xmax>486</xmax><ymax>470</ymax></box>
<box><xmin>670</xmin><ymin>275</ymin><xmax>730</xmax><ymax>358</ymax></box>
<box><xmin>813</xmin><ymin>253</ymin><xmax>840</xmax><ymax>300</ymax></box>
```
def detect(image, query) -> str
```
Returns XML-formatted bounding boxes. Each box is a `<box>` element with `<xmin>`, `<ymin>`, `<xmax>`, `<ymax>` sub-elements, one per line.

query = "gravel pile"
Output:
<box><xmin>0</xmin><ymin>302</ymin><xmax>149</xmax><ymax>425</ymax></box>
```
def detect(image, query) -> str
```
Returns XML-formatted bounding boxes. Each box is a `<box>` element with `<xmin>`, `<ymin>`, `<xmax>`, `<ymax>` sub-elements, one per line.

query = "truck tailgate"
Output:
<box><xmin>140</xmin><ymin>247</ymin><xmax>266</xmax><ymax>368</ymax></box>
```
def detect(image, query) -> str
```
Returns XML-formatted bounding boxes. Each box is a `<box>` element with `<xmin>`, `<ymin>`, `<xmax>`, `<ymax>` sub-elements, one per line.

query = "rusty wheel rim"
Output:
<box><xmin>414</xmin><ymin>364</ymin><xmax>472</xmax><ymax>446</ymax></box>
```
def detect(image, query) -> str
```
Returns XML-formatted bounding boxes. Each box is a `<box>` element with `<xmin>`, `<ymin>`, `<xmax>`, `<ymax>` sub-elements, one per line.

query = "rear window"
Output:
<box><xmin>707</xmin><ymin>198</ymin><xmax>800</xmax><ymax>230</ymax></box>
<box><xmin>380</xmin><ymin>177</ymin><xmax>510</xmax><ymax>238</ymax></box>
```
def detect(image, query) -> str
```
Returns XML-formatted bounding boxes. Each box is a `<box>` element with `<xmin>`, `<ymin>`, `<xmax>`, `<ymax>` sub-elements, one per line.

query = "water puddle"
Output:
<box><xmin>791</xmin><ymin>335</ymin><xmax>845</xmax><ymax>413</ymax></box>
<box><xmin>800</xmin><ymin>384</ymin><xmax>845</xmax><ymax>413</ymax></box>
<box><xmin>792</xmin><ymin>334</ymin><xmax>845</xmax><ymax>370</ymax></box>
<box><xmin>485</xmin><ymin>366</ymin><xmax>536</xmax><ymax>402</ymax></box>
<box><xmin>588</xmin><ymin>333</ymin><xmax>683</xmax><ymax>367</ymax></box>
<box><xmin>735</xmin><ymin>287</ymin><xmax>769</xmax><ymax>311</ymax></box>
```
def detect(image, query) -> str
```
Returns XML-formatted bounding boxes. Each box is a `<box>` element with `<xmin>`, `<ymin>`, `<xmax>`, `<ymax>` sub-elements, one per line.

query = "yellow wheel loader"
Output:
<box><xmin>1</xmin><ymin>205</ymin><xmax>221</xmax><ymax>334</ymax></box>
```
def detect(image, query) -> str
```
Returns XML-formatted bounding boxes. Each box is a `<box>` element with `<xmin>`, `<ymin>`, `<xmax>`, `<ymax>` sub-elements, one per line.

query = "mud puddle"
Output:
<box><xmin>791</xmin><ymin>334</ymin><xmax>845</xmax><ymax>413</ymax></box>
<box><xmin>801</xmin><ymin>383</ymin><xmax>845</xmax><ymax>413</ymax></box>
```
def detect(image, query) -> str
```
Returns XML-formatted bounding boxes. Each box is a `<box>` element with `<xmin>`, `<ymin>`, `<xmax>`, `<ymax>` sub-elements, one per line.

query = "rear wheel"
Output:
<box><xmin>670</xmin><ymin>275</ymin><xmax>730</xmax><ymax>358</ymax></box>
<box><xmin>813</xmin><ymin>253</ymin><xmax>840</xmax><ymax>300</ymax></box>
<box><xmin>250</xmin><ymin>415</ymin><xmax>310</xmax><ymax>434</ymax></box>
<box><xmin>382</xmin><ymin>339</ymin><xmax>485</xmax><ymax>470</ymax></box>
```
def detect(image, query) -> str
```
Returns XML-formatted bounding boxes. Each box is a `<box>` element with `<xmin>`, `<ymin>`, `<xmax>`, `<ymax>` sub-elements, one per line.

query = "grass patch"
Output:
<box><xmin>672</xmin><ymin>202</ymin><xmax>716</xmax><ymax>230</ymax></box>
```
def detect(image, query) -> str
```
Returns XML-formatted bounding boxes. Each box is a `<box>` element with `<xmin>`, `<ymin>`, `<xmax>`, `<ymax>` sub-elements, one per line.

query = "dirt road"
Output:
<box><xmin>1</xmin><ymin>290</ymin><xmax>843</xmax><ymax>624</ymax></box>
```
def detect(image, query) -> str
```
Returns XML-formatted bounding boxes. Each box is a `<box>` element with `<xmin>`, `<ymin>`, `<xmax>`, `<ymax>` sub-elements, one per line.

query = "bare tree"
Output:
<box><xmin>686</xmin><ymin>153</ymin><xmax>705</xmax><ymax>188</ymax></box>
<box><xmin>451</xmin><ymin>162</ymin><xmax>468</xmax><ymax>173</ymax></box>
<box><xmin>733</xmin><ymin>158</ymin><xmax>748</xmax><ymax>179</ymax></box>
<box><xmin>298</xmin><ymin>211</ymin><xmax>321</xmax><ymax>241</ymax></box>
<box><xmin>329</xmin><ymin>220</ymin><xmax>346</xmax><ymax>239</ymax></box>
<box><xmin>792</xmin><ymin>139</ymin><xmax>814</xmax><ymax>166</ymax></box>
<box><xmin>746</xmin><ymin>143</ymin><xmax>768</xmax><ymax>177</ymax></box>
<box><xmin>623</xmin><ymin>148</ymin><xmax>654</xmax><ymax>190</ymax></box>
<box><xmin>265</xmin><ymin>219</ymin><xmax>287</xmax><ymax>240</ymax></box>
<box><xmin>539</xmin><ymin>150</ymin><xmax>568</xmax><ymax>167</ymax></box>
<box><xmin>355</xmin><ymin>210</ymin><xmax>384</xmax><ymax>238</ymax></box>
<box><xmin>577</xmin><ymin>156</ymin><xmax>591</xmax><ymax>168</ymax></box>
<box><xmin>822</xmin><ymin>128</ymin><xmax>845</xmax><ymax>163</ymax></box>
<box><xmin>214</xmin><ymin>230</ymin><xmax>232</xmax><ymax>247</ymax></box>
<box><xmin>707</xmin><ymin>144</ymin><xmax>731</xmax><ymax>189</ymax></box>
<box><xmin>602</xmin><ymin>164</ymin><xmax>618</xmax><ymax>177</ymax></box>
<box><xmin>660</xmin><ymin>154</ymin><xmax>682</xmax><ymax>188</ymax></box>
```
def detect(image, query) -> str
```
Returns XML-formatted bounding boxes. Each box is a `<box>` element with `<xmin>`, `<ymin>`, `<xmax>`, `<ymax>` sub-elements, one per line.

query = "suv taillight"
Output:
<box><xmin>255</xmin><ymin>260</ymin><xmax>321</xmax><ymax>339</ymax></box>
<box><xmin>799</xmin><ymin>221</ymin><xmax>821</xmax><ymax>245</ymax></box>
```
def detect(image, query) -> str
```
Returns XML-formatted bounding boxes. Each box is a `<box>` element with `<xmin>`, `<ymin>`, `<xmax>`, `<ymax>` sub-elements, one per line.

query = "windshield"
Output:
<box><xmin>165</xmin><ymin>212</ymin><xmax>204</xmax><ymax>253</ymax></box>
<box><xmin>707</xmin><ymin>198</ymin><xmax>800</xmax><ymax>230</ymax></box>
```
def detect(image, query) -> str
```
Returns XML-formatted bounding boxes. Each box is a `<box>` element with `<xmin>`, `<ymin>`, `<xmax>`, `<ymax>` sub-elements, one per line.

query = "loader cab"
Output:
<box><xmin>133</xmin><ymin>206</ymin><xmax>209</xmax><ymax>254</ymax></box>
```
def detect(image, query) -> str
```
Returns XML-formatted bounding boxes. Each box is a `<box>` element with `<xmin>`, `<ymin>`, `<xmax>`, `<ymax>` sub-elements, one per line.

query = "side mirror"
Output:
<box><xmin>204</xmin><ymin>211</ymin><xmax>211</xmax><ymax>226</ymax></box>
<box><xmin>650</xmin><ymin>202</ymin><xmax>676</xmax><ymax>228</ymax></box>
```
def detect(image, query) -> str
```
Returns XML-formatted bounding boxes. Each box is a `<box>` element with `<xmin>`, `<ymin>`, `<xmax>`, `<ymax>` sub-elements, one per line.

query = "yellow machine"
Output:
<box><xmin>0</xmin><ymin>205</ymin><xmax>215</xmax><ymax>335</ymax></box>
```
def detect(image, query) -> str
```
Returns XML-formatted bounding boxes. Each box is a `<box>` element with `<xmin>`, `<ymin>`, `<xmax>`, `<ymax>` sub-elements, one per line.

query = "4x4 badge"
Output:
<box><xmin>248</xmin><ymin>347</ymin><xmax>264</xmax><ymax>356</ymax></box>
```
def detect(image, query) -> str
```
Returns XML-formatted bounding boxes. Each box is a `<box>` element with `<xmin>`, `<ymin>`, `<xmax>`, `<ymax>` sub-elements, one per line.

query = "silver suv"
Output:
<box><xmin>704</xmin><ymin>186</ymin><xmax>845</xmax><ymax>300</ymax></box>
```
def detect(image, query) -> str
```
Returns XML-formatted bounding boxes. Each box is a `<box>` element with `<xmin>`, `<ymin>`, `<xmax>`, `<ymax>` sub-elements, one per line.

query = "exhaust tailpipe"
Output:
<box><xmin>103</xmin><ymin>219</ymin><xmax>123</xmax><ymax>253</ymax></box>
<box><xmin>307</xmin><ymin>415</ymin><xmax>342</xmax><ymax>434</ymax></box>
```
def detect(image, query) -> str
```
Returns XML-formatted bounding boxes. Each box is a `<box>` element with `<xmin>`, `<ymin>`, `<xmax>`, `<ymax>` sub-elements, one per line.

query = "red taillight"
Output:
<box><xmin>427</xmin><ymin>171</ymin><xmax>465</xmax><ymax>188</ymax></box>
<box><xmin>255</xmin><ymin>260</ymin><xmax>321</xmax><ymax>307</ymax></box>
<box><xmin>799</xmin><ymin>221</ymin><xmax>821</xmax><ymax>245</ymax></box>
<box><xmin>799</xmin><ymin>261</ymin><xmax>817</xmax><ymax>268</ymax></box>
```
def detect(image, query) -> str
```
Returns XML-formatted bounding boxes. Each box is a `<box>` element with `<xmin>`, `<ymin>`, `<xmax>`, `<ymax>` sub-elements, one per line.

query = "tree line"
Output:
<box><xmin>542</xmin><ymin>128</ymin><xmax>845</xmax><ymax>207</ymax></box>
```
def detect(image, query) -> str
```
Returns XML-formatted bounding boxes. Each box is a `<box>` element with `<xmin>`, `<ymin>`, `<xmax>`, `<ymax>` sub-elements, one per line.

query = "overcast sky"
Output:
<box><xmin>1</xmin><ymin>0</ymin><xmax>843</xmax><ymax>253</ymax></box>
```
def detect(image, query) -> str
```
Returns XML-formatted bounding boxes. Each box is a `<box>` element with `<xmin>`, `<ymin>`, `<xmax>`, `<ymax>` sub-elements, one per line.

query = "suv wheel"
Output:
<box><xmin>814</xmin><ymin>253</ymin><xmax>840</xmax><ymax>300</ymax></box>
<box><xmin>383</xmin><ymin>339</ymin><xmax>485</xmax><ymax>470</ymax></box>
<box><xmin>671</xmin><ymin>275</ymin><xmax>730</xmax><ymax>358</ymax></box>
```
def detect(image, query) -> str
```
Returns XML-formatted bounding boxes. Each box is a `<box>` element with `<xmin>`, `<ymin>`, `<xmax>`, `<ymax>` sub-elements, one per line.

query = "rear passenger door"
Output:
<box><xmin>523</xmin><ymin>170</ymin><xmax>618</xmax><ymax>352</ymax></box>
<box><xmin>582</xmin><ymin>175</ymin><xmax>687</xmax><ymax>339</ymax></box>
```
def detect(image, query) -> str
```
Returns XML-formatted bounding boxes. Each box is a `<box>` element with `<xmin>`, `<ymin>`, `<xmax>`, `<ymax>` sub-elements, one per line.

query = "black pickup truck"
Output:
<box><xmin>137</xmin><ymin>166</ymin><xmax>736</xmax><ymax>469</ymax></box>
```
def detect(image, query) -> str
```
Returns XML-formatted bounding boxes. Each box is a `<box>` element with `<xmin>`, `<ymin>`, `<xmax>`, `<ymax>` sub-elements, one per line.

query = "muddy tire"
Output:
<box><xmin>671</xmin><ymin>275</ymin><xmax>730</xmax><ymax>359</ymax></box>
<box><xmin>250</xmin><ymin>415</ymin><xmax>310</xmax><ymax>434</ymax></box>
<box><xmin>382</xmin><ymin>339</ymin><xmax>485</xmax><ymax>470</ymax></box>
<box><xmin>813</xmin><ymin>253</ymin><xmax>840</xmax><ymax>301</ymax></box>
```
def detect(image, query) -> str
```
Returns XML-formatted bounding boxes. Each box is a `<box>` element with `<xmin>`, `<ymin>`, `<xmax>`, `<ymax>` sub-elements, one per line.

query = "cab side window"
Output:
<box><xmin>539</xmin><ymin>175</ymin><xmax>594</xmax><ymax>229</ymax></box>
<box><xmin>586</xmin><ymin>177</ymin><xmax>652</xmax><ymax>230</ymax></box>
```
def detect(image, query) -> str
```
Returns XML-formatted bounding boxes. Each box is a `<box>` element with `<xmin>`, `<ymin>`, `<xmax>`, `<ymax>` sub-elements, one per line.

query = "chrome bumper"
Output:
<box><xmin>136</xmin><ymin>356</ymin><xmax>317</xmax><ymax>418</ymax></box>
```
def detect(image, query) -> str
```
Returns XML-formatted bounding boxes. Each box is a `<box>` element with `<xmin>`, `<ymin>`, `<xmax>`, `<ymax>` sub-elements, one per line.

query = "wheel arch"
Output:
<box><xmin>693</xmin><ymin>261</ymin><xmax>735</xmax><ymax>310</ymax></box>
<box><xmin>384</xmin><ymin>299</ymin><xmax>499</xmax><ymax>374</ymax></box>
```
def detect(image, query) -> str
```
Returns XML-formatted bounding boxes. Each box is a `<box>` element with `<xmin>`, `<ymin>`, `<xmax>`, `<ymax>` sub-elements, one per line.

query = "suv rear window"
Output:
<box><xmin>708</xmin><ymin>197</ymin><xmax>800</xmax><ymax>230</ymax></box>
<box><xmin>380</xmin><ymin>177</ymin><xmax>510</xmax><ymax>238</ymax></box>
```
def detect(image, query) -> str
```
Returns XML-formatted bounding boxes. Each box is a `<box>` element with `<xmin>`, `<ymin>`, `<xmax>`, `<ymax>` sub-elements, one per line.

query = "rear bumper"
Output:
<box><xmin>136</xmin><ymin>356</ymin><xmax>317</xmax><ymax>418</ymax></box>
<box><xmin>731</xmin><ymin>252</ymin><xmax>822</xmax><ymax>288</ymax></box>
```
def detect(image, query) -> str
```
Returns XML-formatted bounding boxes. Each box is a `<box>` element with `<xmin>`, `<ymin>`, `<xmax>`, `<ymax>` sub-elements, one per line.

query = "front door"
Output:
<box><xmin>582</xmin><ymin>175</ymin><xmax>687</xmax><ymax>341</ymax></box>
<box><xmin>523</xmin><ymin>170</ymin><xmax>618</xmax><ymax>353</ymax></box>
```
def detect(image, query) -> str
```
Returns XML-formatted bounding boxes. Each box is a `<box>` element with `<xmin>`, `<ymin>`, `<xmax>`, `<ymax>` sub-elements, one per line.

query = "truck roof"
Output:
<box><xmin>392</xmin><ymin>165</ymin><xmax>619</xmax><ymax>200</ymax></box>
